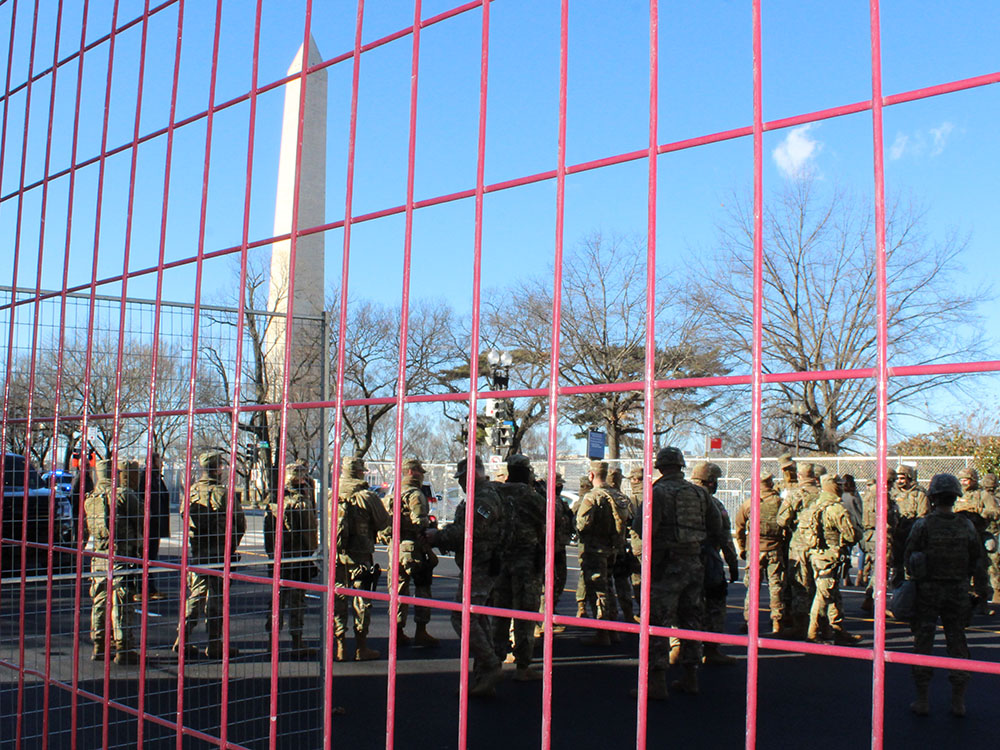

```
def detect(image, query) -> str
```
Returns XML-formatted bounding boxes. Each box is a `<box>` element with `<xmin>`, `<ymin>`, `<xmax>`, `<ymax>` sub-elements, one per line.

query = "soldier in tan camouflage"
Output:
<box><xmin>775</xmin><ymin>453</ymin><xmax>797</xmax><ymax>500</ymax></box>
<box><xmin>905</xmin><ymin>473</ymin><xmax>987</xmax><ymax>717</ymax></box>
<box><xmin>735</xmin><ymin>471</ymin><xmax>788</xmax><ymax>635</ymax></box>
<box><xmin>954</xmin><ymin>467</ymin><xmax>998</xmax><ymax>612</ymax></box>
<box><xmin>806</xmin><ymin>474</ymin><xmax>862</xmax><ymax>644</ymax></box>
<box><xmin>84</xmin><ymin>458</ymin><xmax>144</xmax><ymax>664</ymax></box>
<box><xmin>776</xmin><ymin>463</ymin><xmax>821</xmax><ymax>638</ymax></box>
<box><xmin>627</xmin><ymin>466</ymin><xmax>644</xmax><ymax>613</ymax></box>
<box><xmin>334</xmin><ymin>456</ymin><xmax>390</xmax><ymax>661</ymax></box>
<box><xmin>858</xmin><ymin>468</ymin><xmax>899</xmax><ymax>613</ymax></box>
<box><xmin>978</xmin><ymin>472</ymin><xmax>1000</xmax><ymax>605</ymax></box>
<box><xmin>632</xmin><ymin>447</ymin><xmax>722</xmax><ymax>701</ymax></box>
<box><xmin>266</xmin><ymin>461</ymin><xmax>319</xmax><ymax>659</ymax></box>
<box><xmin>174</xmin><ymin>451</ymin><xmax>246</xmax><ymax>660</ymax></box>
<box><xmin>574</xmin><ymin>474</ymin><xmax>594</xmax><ymax>618</ymax></box>
<box><xmin>384</xmin><ymin>458</ymin><xmax>439</xmax><ymax>647</ymax></box>
<box><xmin>606</xmin><ymin>464</ymin><xmax>636</xmax><ymax>625</ymax></box>
<box><xmin>427</xmin><ymin>456</ymin><xmax>508</xmax><ymax>697</ymax></box>
<box><xmin>536</xmin><ymin>473</ymin><xmax>574</xmax><ymax>638</ymax></box>
<box><xmin>893</xmin><ymin>464</ymin><xmax>929</xmax><ymax>586</ymax></box>
<box><xmin>576</xmin><ymin>460</ymin><xmax>621</xmax><ymax>646</ymax></box>
<box><xmin>690</xmin><ymin>462</ymin><xmax>740</xmax><ymax>664</ymax></box>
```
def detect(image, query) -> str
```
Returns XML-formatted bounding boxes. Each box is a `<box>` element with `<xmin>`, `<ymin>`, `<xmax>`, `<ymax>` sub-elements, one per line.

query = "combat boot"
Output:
<box><xmin>770</xmin><ymin>617</ymin><xmax>784</xmax><ymax>636</ymax></box>
<box><xmin>950</xmin><ymin>683</ymin><xmax>967</xmax><ymax>717</ymax></box>
<box><xmin>469</xmin><ymin>664</ymin><xmax>502</xmax><ymax>698</ymax></box>
<box><xmin>582</xmin><ymin>629</ymin><xmax>611</xmax><ymax>647</ymax></box>
<box><xmin>290</xmin><ymin>634</ymin><xmax>318</xmax><ymax>660</ymax></box>
<box><xmin>670</xmin><ymin>664</ymin><xmax>699</xmax><ymax>695</ymax></box>
<box><xmin>113</xmin><ymin>649</ymin><xmax>141</xmax><ymax>666</ymax></box>
<box><xmin>832</xmin><ymin>627</ymin><xmax>862</xmax><ymax>646</ymax></box>
<box><xmin>861</xmin><ymin>592</ymin><xmax>874</xmax><ymax>613</ymax></box>
<box><xmin>630</xmin><ymin>669</ymin><xmax>669</xmax><ymax>701</ymax></box>
<box><xmin>333</xmin><ymin>636</ymin><xmax>347</xmax><ymax>662</ymax></box>
<box><xmin>205</xmin><ymin>641</ymin><xmax>239</xmax><ymax>659</ymax></box>
<box><xmin>354</xmin><ymin>634</ymin><xmax>380</xmax><ymax>661</ymax></box>
<box><xmin>414</xmin><ymin>623</ymin><xmax>439</xmax><ymax>647</ymax></box>
<box><xmin>910</xmin><ymin>683</ymin><xmax>930</xmax><ymax>716</ymax></box>
<box><xmin>668</xmin><ymin>641</ymin><xmax>681</xmax><ymax>665</ymax></box>
<box><xmin>702</xmin><ymin>644</ymin><xmax>737</xmax><ymax>665</ymax></box>
<box><xmin>395</xmin><ymin>624</ymin><xmax>411</xmax><ymax>646</ymax></box>
<box><xmin>575</xmin><ymin>602</ymin><xmax>587</xmax><ymax>619</ymax></box>
<box><xmin>806</xmin><ymin>619</ymin><xmax>821</xmax><ymax>642</ymax></box>
<box><xmin>91</xmin><ymin>643</ymin><xmax>106</xmax><ymax>661</ymax></box>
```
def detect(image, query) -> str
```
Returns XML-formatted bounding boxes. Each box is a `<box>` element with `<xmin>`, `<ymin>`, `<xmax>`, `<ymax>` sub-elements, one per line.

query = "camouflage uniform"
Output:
<box><xmin>690</xmin><ymin>463</ymin><xmax>739</xmax><ymax>639</ymax></box>
<box><xmin>383</xmin><ymin>458</ymin><xmax>437</xmax><ymax>635</ymax></box>
<box><xmin>575</xmin><ymin>466</ymin><xmax>619</xmax><ymax>624</ymax></box>
<box><xmin>636</xmin><ymin>447</ymin><xmax>722</xmax><ymax>696</ymax></box>
<box><xmin>980</xmin><ymin>473</ymin><xmax>1000</xmax><ymax>601</ymax></box>
<box><xmin>627</xmin><ymin>467</ymin><xmax>644</xmax><ymax>610</ymax></box>
<box><xmin>735</xmin><ymin>472</ymin><xmax>788</xmax><ymax>632</ymax></box>
<box><xmin>265</xmin><ymin>462</ymin><xmax>318</xmax><ymax>653</ymax></box>
<box><xmin>858</xmin><ymin>473</ymin><xmax>900</xmax><ymax>610</ymax></box>
<box><xmin>574</xmin><ymin>475</ymin><xmax>594</xmax><ymax>617</ymax></box>
<box><xmin>954</xmin><ymin>468</ymin><xmax>998</xmax><ymax>606</ymax></box>
<box><xmin>807</xmin><ymin>477</ymin><xmax>860</xmax><ymax>643</ymax></box>
<box><xmin>492</xmin><ymin>455</ymin><xmax>546</xmax><ymax>676</ymax></box>
<box><xmin>334</xmin><ymin>458</ymin><xmax>390</xmax><ymax>660</ymax></box>
<box><xmin>176</xmin><ymin>452</ymin><xmax>246</xmax><ymax>659</ymax></box>
<box><xmin>776</xmin><ymin>465</ymin><xmax>821</xmax><ymax>628</ymax></box>
<box><xmin>537</xmin><ymin>475</ymin><xmax>575</xmax><ymax>631</ymax></box>
<box><xmin>905</xmin><ymin>474</ymin><xmax>987</xmax><ymax>717</ymax></box>
<box><xmin>893</xmin><ymin>466</ymin><xmax>929</xmax><ymax>585</ymax></box>
<box><xmin>434</xmin><ymin>457</ymin><xmax>507</xmax><ymax>695</ymax></box>
<box><xmin>607</xmin><ymin>481</ymin><xmax>636</xmax><ymax>623</ymax></box>
<box><xmin>84</xmin><ymin>459</ymin><xmax>144</xmax><ymax>661</ymax></box>
<box><xmin>774</xmin><ymin>453</ymin><xmax>797</xmax><ymax>501</ymax></box>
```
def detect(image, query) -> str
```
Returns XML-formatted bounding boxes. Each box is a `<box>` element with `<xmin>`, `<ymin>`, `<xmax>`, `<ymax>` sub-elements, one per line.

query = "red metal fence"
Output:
<box><xmin>1</xmin><ymin>1</ymin><xmax>999</xmax><ymax>748</ymax></box>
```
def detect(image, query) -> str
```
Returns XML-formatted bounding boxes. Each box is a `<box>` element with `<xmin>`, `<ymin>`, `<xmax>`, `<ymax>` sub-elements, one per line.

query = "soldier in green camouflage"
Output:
<box><xmin>492</xmin><ymin>454</ymin><xmax>547</xmax><ymax>681</ymax></box>
<box><xmin>776</xmin><ymin>463</ymin><xmax>821</xmax><ymax>638</ymax></box>
<box><xmin>858</xmin><ymin>468</ymin><xmax>899</xmax><ymax>612</ymax></box>
<box><xmin>775</xmin><ymin>453</ymin><xmax>797</xmax><ymax>500</ymax></box>
<box><xmin>690</xmin><ymin>462</ymin><xmax>739</xmax><ymax>664</ymax></box>
<box><xmin>384</xmin><ymin>458</ymin><xmax>439</xmax><ymax>648</ymax></box>
<box><xmin>806</xmin><ymin>474</ymin><xmax>862</xmax><ymax>644</ymax></box>
<box><xmin>978</xmin><ymin>472</ymin><xmax>1000</xmax><ymax>604</ymax></box>
<box><xmin>174</xmin><ymin>451</ymin><xmax>246</xmax><ymax>660</ymax></box>
<box><xmin>905</xmin><ymin>473</ymin><xmax>987</xmax><ymax>717</ymax></box>
<box><xmin>627</xmin><ymin>466</ymin><xmax>644</xmax><ymax>614</ymax></box>
<box><xmin>266</xmin><ymin>461</ymin><xmax>319</xmax><ymax>659</ymax></box>
<box><xmin>576</xmin><ymin>460</ymin><xmax>621</xmax><ymax>646</ymax></box>
<box><xmin>735</xmin><ymin>471</ymin><xmax>788</xmax><ymax>635</ymax></box>
<box><xmin>606</xmin><ymin>464</ymin><xmax>636</xmax><ymax>625</ymax></box>
<box><xmin>633</xmin><ymin>447</ymin><xmax>722</xmax><ymax>700</ymax></box>
<box><xmin>574</xmin><ymin>474</ymin><xmax>594</xmax><ymax>618</ymax></box>
<box><xmin>84</xmin><ymin>458</ymin><xmax>144</xmax><ymax>663</ymax></box>
<box><xmin>893</xmin><ymin>465</ymin><xmax>929</xmax><ymax>585</ymax></box>
<box><xmin>334</xmin><ymin>456</ymin><xmax>390</xmax><ymax>661</ymax></box>
<box><xmin>536</xmin><ymin>472</ymin><xmax>574</xmax><ymax>638</ymax></box>
<box><xmin>428</xmin><ymin>455</ymin><xmax>507</xmax><ymax>697</ymax></box>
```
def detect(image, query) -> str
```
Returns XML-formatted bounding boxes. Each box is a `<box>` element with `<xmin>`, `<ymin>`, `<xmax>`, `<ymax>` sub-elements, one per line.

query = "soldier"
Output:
<box><xmin>776</xmin><ymin>462</ymin><xmax>821</xmax><ymax>638</ymax></box>
<box><xmin>954</xmin><ymin>467</ymin><xmax>998</xmax><ymax>611</ymax></box>
<box><xmin>575</xmin><ymin>460</ymin><xmax>621</xmax><ymax>646</ymax></box>
<box><xmin>428</xmin><ymin>456</ymin><xmax>507</xmax><ymax>697</ymax></box>
<box><xmin>383</xmin><ymin>458</ymin><xmax>439</xmax><ymax>647</ymax></box>
<box><xmin>904</xmin><ymin>473</ymin><xmax>987</xmax><ymax>717</ymax></box>
<box><xmin>627</xmin><ymin>466</ymin><xmax>644</xmax><ymax>614</ymax></box>
<box><xmin>775</xmin><ymin>453</ymin><xmax>797</xmax><ymax>500</ymax></box>
<box><xmin>893</xmin><ymin>465</ymin><xmax>929</xmax><ymax>585</ymax></box>
<box><xmin>607</xmin><ymin>465</ymin><xmax>637</xmax><ymax>625</ymax></box>
<box><xmin>84</xmin><ymin>458</ymin><xmax>144</xmax><ymax>664</ymax></box>
<box><xmin>806</xmin><ymin>474</ymin><xmax>862</xmax><ymax>644</ymax></box>
<box><xmin>982</xmin><ymin>472</ymin><xmax>998</xmax><ymax>494</ymax></box>
<box><xmin>139</xmin><ymin>451</ymin><xmax>170</xmax><ymax>601</ymax></box>
<box><xmin>858</xmin><ymin>468</ymin><xmax>899</xmax><ymax>612</ymax></box>
<box><xmin>690</xmin><ymin>462</ymin><xmax>739</xmax><ymax>664</ymax></box>
<box><xmin>536</xmin><ymin>473</ymin><xmax>574</xmax><ymax>638</ymax></box>
<box><xmin>492</xmin><ymin>454</ymin><xmax>547</xmax><ymax>681</ymax></box>
<box><xmin>633</xmin><ymin>446</ymin><xmax>722</xmax><ymax>700</ymax></box>
<box><xmin>979</xmin><ymin>472</ymin><xmax>1000</xmax><ymax>605</ymax></box>
<box><xmin>735</xmin><ymin>471</ymin><xmax>788</xmax><ymax>635</ymax></box>
<box><xmin>265</xmin><ymin>461</ymin><xmax>319</xmax><ymax>659</ymax></box>
<box><xmin>333</xmin><ymin>456</ymin><xmax>390</xmax><ymax>661</ymax></box>
<box><xmin>174</xmin><ymin>451</ymin><xmax>246</xmax><ymax>660</ymax></box>
<box><xmin>575</xmin><ymin>474</ymin><xmax>594</xmax><ymax>618</ymax></box>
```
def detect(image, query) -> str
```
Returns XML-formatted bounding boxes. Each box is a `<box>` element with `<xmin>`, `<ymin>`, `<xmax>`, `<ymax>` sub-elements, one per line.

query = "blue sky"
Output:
<box><xmin>0</xmin><ymin>0</ymin><xmax>997</xmax><ymax>444</ymax></box>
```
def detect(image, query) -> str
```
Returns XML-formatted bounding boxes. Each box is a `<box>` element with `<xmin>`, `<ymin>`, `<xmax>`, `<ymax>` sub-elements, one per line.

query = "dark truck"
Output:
<box><xmin>2</xmin><ymin>452</ymin><xmax>73</xmax><ymax>577</ymax></box>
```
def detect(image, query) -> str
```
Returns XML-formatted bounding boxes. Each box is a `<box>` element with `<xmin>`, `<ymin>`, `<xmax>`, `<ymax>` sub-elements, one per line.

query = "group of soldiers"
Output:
<box><xmin>80</xmin><ymin>446</ymin><xmax>990</xmax><ymax>715</ymax></box>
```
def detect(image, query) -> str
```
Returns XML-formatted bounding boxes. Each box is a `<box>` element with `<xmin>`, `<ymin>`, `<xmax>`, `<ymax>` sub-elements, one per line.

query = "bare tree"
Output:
<box><xmin>688</xmin><ymin>178</ymin><xmax>987</xmax><ymax>454</ymax></box>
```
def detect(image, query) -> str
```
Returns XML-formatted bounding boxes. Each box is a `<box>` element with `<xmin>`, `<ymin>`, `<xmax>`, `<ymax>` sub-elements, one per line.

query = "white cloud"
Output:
<box><xmin>772</xmin><ymin>124</ymin><xmax>822</xmax><ymax>179</ymax></box>
<box><xmin>929</xmin><ymin>121</ymin><xmax>954</xmax><ymax>156</ymax></box>
<box><xmin>889</xmin><ymin>132</ymin><xmax>909</xmax><ymax>160</ymax></box>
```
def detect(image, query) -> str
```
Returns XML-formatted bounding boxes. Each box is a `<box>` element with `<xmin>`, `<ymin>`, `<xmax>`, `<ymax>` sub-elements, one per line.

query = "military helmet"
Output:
<box><xmin>589</xmin><ymin>459</ymin><xmax>609</xmax><ymax>477</ymax></box>
<box><xmin>896</xmin><ymin>464</ymin><xmax>916</xmax><ymax>480</ymax></box>
<box><xmin>95</xmin><ymin>459</ymin><xmax>114</xmax><ymax>481</ymax></box>
<box><xmin>957</xmin><ymin>467</ymin><xmax>978</xmax><ymax>481</ymax></box>
<box><xmin>927</xmin><ymin>473</ymin><xmax>961</xmax><ymax>499</ymax></box>
<box><xmin>820</xmin><ymin>473</ymin><xmax>840</xmax><ymax>491</ymax></box>
<box><xmin>506</xmin><ymin>454</ymin><xmax>531</xmax><ymax>470</ymax></box>
<box><xmin>654</xmin><ymin>446</ymin><xmax>685</xmax><ymax>469</ymax></box>
<box><xmin>797</xmin><ymin>463</ymin><xmax>816</xmax><ymax>479</ymax></box>
<box><xmin>778</xmin><ymin>452</ymin><xmax>795</xmax><ymax>470</ymax></box>
<box><xmin>814</xmin><ymin>464</ymin><xmax>828</xmax><ymax>477</ymax></box>
<box><xmin>453</xmin><ymin>455</ymin><xmax>484</xmax><ymax>479</ymax></box>
<box><xmin>628</xmin><ymin>466</ymin><xmax>643</xmax><ymax>480</ymax></box>
<box><xmin>760</xmin><ymin>469</ymin><xmax>774</xmax><ymax>484</ymax></box>
<box><xmin>690</xmin><ymin>461</ymin><xmax>722</xmax><ymax>483</ymax></box>
<box><xmin>983</xmin><ymin>472</ymin><xmax>998</xmax><ymax>490</ymax></box>
<box><xmin>286</xmin><ymin>461</ymin><xmax>308</xmax><ymax>479</ymax></box>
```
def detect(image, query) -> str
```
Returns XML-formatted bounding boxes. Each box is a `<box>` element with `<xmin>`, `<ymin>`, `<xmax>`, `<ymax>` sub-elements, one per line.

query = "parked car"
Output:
<box><xmin>2</xmin><ymin>453</ymin><xmax>73</xmax><ymax>577</ymax></box>
<box><xmin>40</xmin><ymin>469</ymin><xmax>76</xmax><ymax>546</ymax></box>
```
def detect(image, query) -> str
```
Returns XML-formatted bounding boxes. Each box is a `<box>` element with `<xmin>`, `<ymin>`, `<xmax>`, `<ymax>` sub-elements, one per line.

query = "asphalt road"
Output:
<box><xmin>3</xmin><ymin>513</ymin><xmax>1000</xmax><ymax>749</ymax></box>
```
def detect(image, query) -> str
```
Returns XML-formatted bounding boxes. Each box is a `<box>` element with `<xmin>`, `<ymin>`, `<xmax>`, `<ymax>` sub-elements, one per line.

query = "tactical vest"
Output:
<box><xmin>759</xmin><ymin>491</ymin><xmax>783</xmax><ymax>540</ymax></box>
<box><xmin>496</xmin><ymin>481</ymin><xmax>546</xmax><ymax>550</ymax></box>
<box><xmin>896</xmin><ymin>486</ymin><xmax>928</xmax><ymax>519</ymax></box>
<box><xmin>821</xmin><ymin>502</ymin><xmax>854</xmax><ymax>550</ymax></box>
<box><xmin>923</xmin><ymin>513</ymin><xmax>973</xmax><ymax>582</ymax></box>
<box><xmin>338</xmin><ymin>491</ymin><xmax>376</xmax><ymax>558</ymax></box>
<box><xmin>656</xmin><ymin>476</ymin><xmax>707</xmax><ymax>546</ymax></box>
<box><xmin>796</xmin><ymin>496</ymin><xmax>833</xmax><ymax>552</ymax></box>
<box><xmin>84</xmin><ymin>487</ymin><xmax>112</xmax><ymax>551</ymax></box>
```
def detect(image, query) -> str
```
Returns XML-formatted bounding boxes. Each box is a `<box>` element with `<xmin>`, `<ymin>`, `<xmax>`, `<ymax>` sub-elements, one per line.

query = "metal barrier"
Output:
<box><xmin>1</xmin><ymin>1</ymin><xmax>998</xmax><ymax>749</ymax></box>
